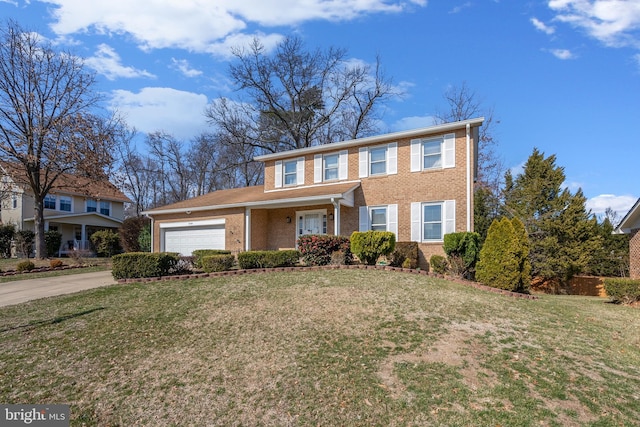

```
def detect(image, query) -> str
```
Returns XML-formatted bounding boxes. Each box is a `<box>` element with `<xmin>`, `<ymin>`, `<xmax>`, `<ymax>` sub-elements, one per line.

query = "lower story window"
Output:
<box><xmin>422</xmin><ymin>204</ymin><xmax>442</xmax><ymax>241</ymax></box>
<box><xmin>370</xmin><ymin>207</ymin><xmax>387</xmax><ymax>231</ymax></box>
<box><xmin>411</xmin><ymin>200</ymin><xmax>455</xmax><ymax>242</ymax></box>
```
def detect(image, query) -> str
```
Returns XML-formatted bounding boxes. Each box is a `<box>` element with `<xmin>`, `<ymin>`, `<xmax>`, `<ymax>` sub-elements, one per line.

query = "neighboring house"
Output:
<box><xmin>615</xmin><ymin>198</ymin><xmax>640</xmax><ymax>279</ymax></box>
<box><xmin>143</xmin><ymin>118</ymin><xmax>484</xmax><ymax>268</ymax></box>
<box><xmin>0</xmin><ymin>163</ymin><xmax>130</xmax><ymax>255</ymax></box>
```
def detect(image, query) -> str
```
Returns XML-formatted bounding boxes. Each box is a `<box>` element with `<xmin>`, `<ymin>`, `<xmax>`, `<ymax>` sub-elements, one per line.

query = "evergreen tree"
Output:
<box><xmin>476</xmin><ymin>218</ymin><xmax>521</xmax><ymax>291</ymax></box>
<box><xmin>588</xmin><ymin>217</ymin><xmax>629</xmax><ymax>277</ymax></box>
<box><xmin>503</xmin><ymin>148</ymin><xmax>600</xmax><ymax>283</ymax></box>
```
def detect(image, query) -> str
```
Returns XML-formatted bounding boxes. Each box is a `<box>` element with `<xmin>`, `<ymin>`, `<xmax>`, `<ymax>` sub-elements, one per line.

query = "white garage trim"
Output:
<box><xmin>159</xmin><ymin>218</ymin><xmax>225</xmax><ymax>228</ymax></box>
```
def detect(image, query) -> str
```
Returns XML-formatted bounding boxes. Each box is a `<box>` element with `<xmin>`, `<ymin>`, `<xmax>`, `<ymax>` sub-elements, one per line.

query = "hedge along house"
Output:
<box><xmin>615</xmin><ymin>198</ymin><xmax>640</xmax><ymax>279</ymax></box>
<box><xmin>143</xmin><ymin>118</ymin><xmax>484</xmax><ymax>268</ymax></box>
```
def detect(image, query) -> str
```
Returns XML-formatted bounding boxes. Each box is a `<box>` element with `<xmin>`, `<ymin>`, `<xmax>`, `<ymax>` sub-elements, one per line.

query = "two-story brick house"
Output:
<box><xmin>1</xmin><ymin>163</ymin><xmax>131</xmax><ymax>255</ymax></box>
<box><xmin>144</xmin><ymin>117</ymin><xmax>483</xmax><ymax>268</ymax></box>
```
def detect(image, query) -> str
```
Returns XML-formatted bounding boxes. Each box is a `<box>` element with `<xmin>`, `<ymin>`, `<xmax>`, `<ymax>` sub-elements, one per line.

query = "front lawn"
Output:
<box><xmin>0</xmin><ymin>270</ymin><xmax>638</xmax><ymax>426</ymax></box>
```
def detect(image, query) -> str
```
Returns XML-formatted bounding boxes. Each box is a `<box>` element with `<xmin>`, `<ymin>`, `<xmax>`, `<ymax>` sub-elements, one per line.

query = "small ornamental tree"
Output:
<box><xmin>0</xmin><ymin>224</ymin><xmax>15</xmax><ymax>258</ymax></box>
<box><xmin>90</xmin><ymin>229</ymin><xmax>122</xmax><ymax>257</ymax></box>
<box><xmin>119</xmin><ymin>216</ymin><xmax>150</xmax><ymax>252</ymax></box>
<box><xmin>443</xmin><ymin>232</ymin><xmax>480</xmax><ymax>279</ymax></box>
<box><xmin>350</xmin><ymin>231</ymin><xmax>396</xmax><ymax>265</ymax></box>
<box><xmin>476</xmin><ymin>217</ymin><xmax>530</xmax><ymax>293</ymax></box>
<box><xmin>44</xmin><ymin>230</ymin><xmax>62</xmax><ymax>257</ymax></box>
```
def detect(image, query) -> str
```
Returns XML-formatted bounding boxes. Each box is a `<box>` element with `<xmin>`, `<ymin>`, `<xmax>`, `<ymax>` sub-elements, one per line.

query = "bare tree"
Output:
<box><xmin>434</xmin><ymin>81</ymin><xmax>503</xmax><ymax>193</ymax></box>
<box><xmin>0</xmin><ymin>21</ymin><xmax>118</xmax><ymax>258</ymax></box>
<box><xmin>206</xmin><ymin>36</ymin><xmax>398</xmax><ymax>158</ymax></box>
<box><xmin>146</xmin><ymin>131</ymin><xmax>192</xmax><ymax>204</ymax></box>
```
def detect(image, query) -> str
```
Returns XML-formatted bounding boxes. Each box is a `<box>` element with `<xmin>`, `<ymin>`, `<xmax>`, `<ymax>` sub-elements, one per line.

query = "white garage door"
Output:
<box><xmin>163</xmin><ymin>224</ymin><xmax>225</xmax><ymax>256</ymax></box>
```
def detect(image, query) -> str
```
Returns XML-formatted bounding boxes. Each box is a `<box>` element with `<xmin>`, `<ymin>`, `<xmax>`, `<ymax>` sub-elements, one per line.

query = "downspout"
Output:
<box><xmin>331</xmin><ymin>197</ymin><xmax>340</xmax><ymax>235</ymax></box>
<box><xmin>245</xmin><ymin>208</ymin><xmax>251</xmax><ymax>251</ymax></box>
<box><xmin>466</xmin><ymin>123</ymin><xmax>472</xmax><ymax>232</ymax></box>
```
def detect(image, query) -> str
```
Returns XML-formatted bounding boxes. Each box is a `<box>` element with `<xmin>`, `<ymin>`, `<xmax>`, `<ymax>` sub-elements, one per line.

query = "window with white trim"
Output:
<box><xmin>44</xmin><ymin>195</ymin><xmax>56</xmax><ymax>210</ymax></box>
<box><xmin>359</xmin><ymin>204</ymin><xmax>398</xmax><ymax>236</ymax></box>
<box><xmin>86</xmin><ymin>199</ymin><xmax>97</xmax><ymax>213</ymax></box>
<box><xmin>100</xmin><ymin>201</ymin><xmax>111</xmax><ymax>216</ymax></box>
<box><xmin>11</xmin><ymin>193</ymin><xmax>17</xmax><ymax>209</ymax></box>
<box><xmin>59</xmin><ymin>196</ymin><xmax>72</xmax><ymax>212</ymax></box>
<box><xmin>324</xmin><ymin>153</ymin><xmax>339</xmax><ymax>181</ymax></box>
<box><xmin>283</xmin><ymin>160</ymin><xmax>297</xmax><ymax>186</ymax></box>
<box><xmin>275</xmin><ymin>157</ymin><xmax>305</xmax><ymax>188</ymax></box>
<box><xmin>411</xmin><ymin>200</ymin><xmax>455</xmax><ymax>242</ymax></box>
<box><xmin>410</xmin><ymin>133</ymin><xmax>455</xmax><ymax>172</ymax></box>
<box><xmin>359</xmin><ymin>142</ymin><xmax>397</xmax><ymax>178</ymax></box>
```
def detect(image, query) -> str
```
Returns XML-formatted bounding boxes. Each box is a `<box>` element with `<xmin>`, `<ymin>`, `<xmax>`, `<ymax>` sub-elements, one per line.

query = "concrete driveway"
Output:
<box><xmin>0</xmin><ymin>271</ymin><xmax>117</xmax><ymax>308</ymax></box>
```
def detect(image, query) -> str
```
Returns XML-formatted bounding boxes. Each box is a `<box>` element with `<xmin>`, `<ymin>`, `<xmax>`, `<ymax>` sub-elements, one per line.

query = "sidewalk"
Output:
<box><xmin>0</xmin><ymin>270</ymin><xmax>116</xmax><ymax>308</ymax></box>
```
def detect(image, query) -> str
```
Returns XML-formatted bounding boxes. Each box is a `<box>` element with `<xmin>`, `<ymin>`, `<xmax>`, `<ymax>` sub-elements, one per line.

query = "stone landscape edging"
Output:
<box><xmin>116</xmin><ymin>264</ymin><xmax>538</xmax><ymax>300</ymax></box>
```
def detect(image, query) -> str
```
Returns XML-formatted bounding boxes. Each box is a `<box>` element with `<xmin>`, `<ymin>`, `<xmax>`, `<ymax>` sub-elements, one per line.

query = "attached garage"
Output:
<box><xmin>160</xmin><ymin>219</ymin><xmax>225</xmax><ymax>256</ymax></box>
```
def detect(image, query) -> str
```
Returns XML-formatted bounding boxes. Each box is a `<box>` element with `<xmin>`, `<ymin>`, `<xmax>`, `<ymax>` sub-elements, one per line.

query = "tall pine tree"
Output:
<box><xmin>503</xmin><ymin>148</ymin><xmax>601</xmax><ymax>283</ymax></box>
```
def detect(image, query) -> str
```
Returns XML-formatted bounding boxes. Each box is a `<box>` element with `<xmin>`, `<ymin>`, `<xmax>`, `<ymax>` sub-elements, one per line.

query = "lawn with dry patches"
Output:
<box><xmin>1</xmin><ymin>269</ymin><xmax>639</xmax><ymax>426</ymax></box>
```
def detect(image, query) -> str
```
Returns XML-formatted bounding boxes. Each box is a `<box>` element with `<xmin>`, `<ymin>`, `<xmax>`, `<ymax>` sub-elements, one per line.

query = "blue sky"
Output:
<box><xmin>2</xmin><ymin>0</ymin><xmax>639</xmax><ymax>218</ymax></box>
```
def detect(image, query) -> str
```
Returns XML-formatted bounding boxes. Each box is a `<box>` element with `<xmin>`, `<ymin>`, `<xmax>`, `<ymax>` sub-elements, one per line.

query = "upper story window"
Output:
<box><xmin>44</xmin><ymin>195</ymin><xmax>56</xmax><ymax>210</ymax></box>
<box><xmin>410</xmin><ymin>200</ymin><xmax>455</xmax><ymax>242</ymax></box>
<box><xmin>410</xmin><ymin>133</ymin><xmax>456</xmax><ymax>172</ymax></box>
<box><xmin>323</xmin><ymin>154</ymin><xmax>339</xmax><ymax>181</ymax></box>
<box><xmin>11</xmin><ymin>193</ymin><xmax>17</xmax><ymax>209</ymax></box>
<box><xmin>59</xmin><ymin>196</ymin><xmax>72</xmax><ymax>212</ymax></box>
<box><xmin>359</xmin><ymin>142</ymin><xmax>397</xmax><ymax>178</ymax></box>
<box><xmin>86</xmin><ymin>199</ymin><xmax>97</xmax><ymax>213</ymax></box>
<box><xmin>100</xmin><ymin>201</ymin><xmax>111</xmax><ymax>216</ymax></box>
<box><xmin>359</xmin><ymin>204</ymin><xmax>398</xmax><ymax>236</ymax></box>
<box><xmin>275</xmin><ymin>157</ymin><xmax>304</xmax><ymax>188</ymax></box>
<box><xmin>314</xmin><ymin>150</ymin><xmax>348</xmax><ymax>183</ymax></box>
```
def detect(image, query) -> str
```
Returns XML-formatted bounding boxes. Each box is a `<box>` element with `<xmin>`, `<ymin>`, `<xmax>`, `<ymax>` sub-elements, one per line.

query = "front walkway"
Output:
<box><xmin>0</xmin><ymin>271</ymin><xmax>116</xmax><ymax>308</ymax></box>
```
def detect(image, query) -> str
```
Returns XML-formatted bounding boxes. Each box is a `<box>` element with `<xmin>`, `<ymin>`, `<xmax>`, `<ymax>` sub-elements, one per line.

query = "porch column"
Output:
<box><xmin>332</xmin><ymin>199</ymin><xmax>340</xmax><ymax>235</ymax></box>
<box><xmin>81</xmin><ymin>224</ymin><xmax>86</xmax><ymax>249</ymax></box>
<box><xmin>44</xmin><ymin>221</ymin><xmax>49</xmax><ymax>231</ymax></box>
<box><xmin>245</xmin><ymin>208</ymin><xmax>251</xmax><ymax>251</ymax></box>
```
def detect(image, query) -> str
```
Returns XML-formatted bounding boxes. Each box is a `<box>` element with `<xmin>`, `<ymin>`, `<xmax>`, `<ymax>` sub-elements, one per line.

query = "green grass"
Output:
<box><xmin>0</xmin><ymin>269</ymin><xmax>638</xmax><ymax>426</ymax></box>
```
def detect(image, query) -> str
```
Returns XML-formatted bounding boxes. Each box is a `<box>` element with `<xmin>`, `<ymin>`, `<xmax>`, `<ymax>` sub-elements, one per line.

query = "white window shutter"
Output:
<box><xmin>388</xmin><ymin>204</ymin><xmax>398</xmax><ymax>237</ymax></box>
<box><xmin>359</xmin><ymin>206</ymin><xmax>369</xmax><ymax>231</ymax></box>
<box><xmin>411</xmin><ymin>202</ymin><xmax>421</xmax><ymax>242</ymax></box>
<box><xmin>296</xmin><ymin>157</ymin><xmax>305</xmax><ymax>185</ymax></box>
<box><xmin>410</xmin><ymin>139</ymin><xmax>421</xmax><ymax>172</ymax></box>
<box><xmin>339</xmin><ymin>150</ymin><xmax>348</xmax><ymax>180</ymax></box>
<box><xmin>275</xmin><ymin>160</ymin><xmax>282</xmax><ymax>188</ymax></box>
<box><xmin>443</xmin><ymin>133</ymin><xmax>456</xmax><ymax>169</ymax></box>
<box><xmin>387</xmin><ymin>142</ymin><xmax>397</xmax><ymax>175</ymax></box>
<box><xmin>359</xmin><ymin>147</ymin><xmax>368</xmax><ymax>178</ymax></box>
<box><xmin>444</xmin><ymin>200</ymin><xmax>456</xmax><ymax>235</ymax></box>
<box><xmin>314</xmin><ymin>154</ymin><xmax>322</xmax><ymax>183</ymax></box>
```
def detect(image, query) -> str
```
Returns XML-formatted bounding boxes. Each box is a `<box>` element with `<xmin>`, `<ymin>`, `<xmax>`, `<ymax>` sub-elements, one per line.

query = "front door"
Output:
<box><xmin>296</xmin><ymin>210</ymin><xmax>327</xmax><ymax>241</ymax></box>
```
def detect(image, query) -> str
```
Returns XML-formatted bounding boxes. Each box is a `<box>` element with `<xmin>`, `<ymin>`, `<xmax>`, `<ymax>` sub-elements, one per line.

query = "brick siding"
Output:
<box><xmin>630</xmin><ymin>229</ymin><xmax>640</xmax><ymax>279</ymax></box>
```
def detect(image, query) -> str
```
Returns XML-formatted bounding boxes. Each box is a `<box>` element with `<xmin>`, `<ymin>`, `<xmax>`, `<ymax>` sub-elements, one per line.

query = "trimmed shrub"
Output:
<box><xmin>16</xmin><ymin>260</ymin><xmax>35</xmax><ymax>272</ymax></box>
<box><xmin>350</xmin><ymin>231</ymin><xmax>396</xmax><ymax>265</ymax></box>
<box><xmin>297</xmin><ymin>234</ymin><xmax>352</xmax><ymax>266</ymax></box>
<box><xmin>192</xmin><ymin>249</ymin><xmax>232</xmax><ymax>269</ymax></box>
<box><xmin>15</xmin><ymin>230</ymin><xmax>34</xmax><ymax>258</ymax></box>
<box><xmin>237</xmin><ymin>250</ymin><xmax>300</xmax><ymax>269</ymax></box>
<box><xmin>201</xmin><ymin>254</ymin><xmax>235</xmax><ymax>272</ymax></box>
<box><xmin>0</xmin><ymin>224</ymin><xmax>15</xmax><ymax>258</ymax></box>
<box><xmin>90</xmin><ymin>230</ymin><xmax>122</xmax><ymax>257</ymax></box>
<box><xmin>44</xmin><ymin>230</ymin><xmax>62</xmax><ymax>258</ymax></box>
<box><xmin>603</xmin><ymin>278</ymin><xmax>640</xmax><ymax>304</ymax></box>
<box><xmin>443</xmin><ymin>232</ymin><xmax>480</xmax><ymax>280</ymax></box>
<box><xmin>112</xmin><ymin>252</ymin><xmax>180</xmax><ymax>279</ymax></box>
<box><xmin>476</xmin><ymin>217</ymin><xmax>531</xmax><ymax>293</ymax></box>
<box><xmin>49</xmin><ymin>259</ymin><xmax>64</xmax><ymax>268</ymax></box>
<box><xmin>390</xmin><ymin>241</ymin><xmax>419</xmax><ymax>269</ymax></box>
<box><xmin>430</xmin><ymin>255</ymin><xmax>448</xmax><ymax>275</ymax></box>
<box><xmin>119</xmin><ymin>216</ymin><xmax>150</xmax><ymax>252</ymax></box>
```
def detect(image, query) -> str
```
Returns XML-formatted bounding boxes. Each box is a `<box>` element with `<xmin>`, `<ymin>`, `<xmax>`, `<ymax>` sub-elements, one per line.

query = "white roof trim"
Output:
<box><xmin>615</xmin><ymin>197</ymin><xmax>640</xmax><ymax>234</ymax></box>
<box><xmin>23</xmin><ymin>212</ymin><xmax>123</xmax><ymax>224</ymax></box>
<box><xmin>254</xmin><ymin>117</ymin><xmax>484</xmax><ymax>161</ymax></box>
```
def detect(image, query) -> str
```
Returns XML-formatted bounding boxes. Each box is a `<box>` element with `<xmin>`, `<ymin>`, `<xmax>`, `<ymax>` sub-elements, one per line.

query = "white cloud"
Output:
<box><xmin>170</xmin><ymin>58</ymin><xmax>202</xmax><ymax>78</ymax></box>
<box><xmin>41</xmin><ymin>0</ymin><xmax>426</xmax><ymax>53</ymax></box>
<box><xmin>108</xmin><ymin>87</ymin><xmax>210</xmax><ymax>140</ymax></box>
<box><xmin>531</xmin><ymin>17</ymin><xmax>556</xmax><ymax>35</ymax></box>
<box><xmin>548</xmin><ymin>0</ymin><xmax>640</xmax><ymax>48</ymax></box>
<box><xmin>550</xmin><ymin>48</ymin><xmax>575</xmax><ymax>59</ymax></box>
<box><xmin>586</xmin><ymin>194</ymin><xmax>637</xmax><ymax>217</ymax></box>
<box><xmin>449</xmin><ymin>2</ymin><xmax>471</xmax><ymax>14</ymax></box>
<box><xmin>85</xmin><ymin>44</ymin><xmax>155</xmax><ymax>80</ymax></box>
<box><xmin>390</xmin><ymin>115</ymin><xmax>436</xmax><ymax>131</ymax></box>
